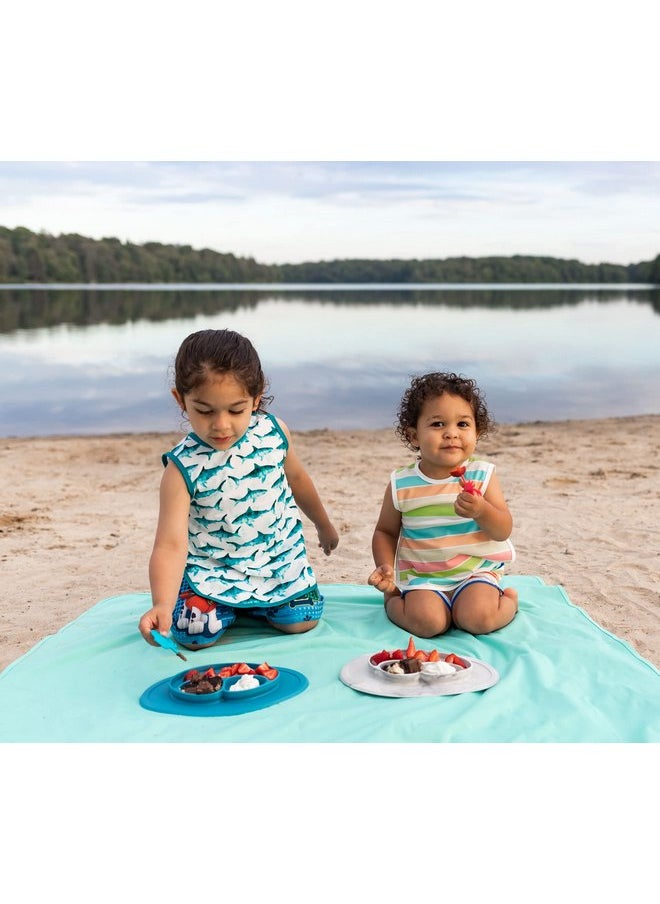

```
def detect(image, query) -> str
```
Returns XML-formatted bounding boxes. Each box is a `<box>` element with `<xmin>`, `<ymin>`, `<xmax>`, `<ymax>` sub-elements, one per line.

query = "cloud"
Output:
<box><xmin>1</xmin><ymin>161</ymin><xmax>659</xmax><ymax>265</ymax></box>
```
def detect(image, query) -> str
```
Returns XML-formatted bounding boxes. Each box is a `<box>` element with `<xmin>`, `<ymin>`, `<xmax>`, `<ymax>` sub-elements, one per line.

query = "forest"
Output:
<box><xmin>1</xmin><ymin>224</ymin><xmax>659</xmax><ymax>284</ymax></box>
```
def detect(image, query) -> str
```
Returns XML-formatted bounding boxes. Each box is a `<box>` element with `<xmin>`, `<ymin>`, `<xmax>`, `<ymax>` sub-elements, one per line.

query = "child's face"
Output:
<box><xmin>406</xmin><ymin>391</ymin><xmax>479</xmax><ymax>478</ymax></box>
<box><xmin>173</xmin><ymin>372</ymin><xmax>260</xmax><ymax>450</ymax></box>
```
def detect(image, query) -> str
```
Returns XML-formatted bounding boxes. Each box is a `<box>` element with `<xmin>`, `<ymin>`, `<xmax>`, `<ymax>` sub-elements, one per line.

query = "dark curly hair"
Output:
<box><xmin>173</xmin><ymin>329</ymin><xmax>273</xmax><ymax>409</ymax></box>
<box><xmin>396</xmin><ymin>372</ymin><xmax>492</xmax><ymax>450</ymax></box>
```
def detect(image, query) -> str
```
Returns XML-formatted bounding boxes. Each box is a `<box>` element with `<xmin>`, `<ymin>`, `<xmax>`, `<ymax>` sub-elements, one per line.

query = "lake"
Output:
<box><xmin>1</xmin><ymin>284</ymin><xmax>659</xmax><ymax>437</ymax></box>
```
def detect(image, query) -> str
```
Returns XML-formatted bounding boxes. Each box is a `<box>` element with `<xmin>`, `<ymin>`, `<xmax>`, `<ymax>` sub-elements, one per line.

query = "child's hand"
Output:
<box><xmin>368</xmin><ymin>564</ymin><xmax>398</xmax><ymax>594</ymax></box>
<box><xmin>138</xmin><ymin>606</ymin><xmax>173</xmax><ymax>645</ymax></box>
<box><xmin>454</xmin><ymin>490</ymin><xmax>486</xmax><ymax>521</ymax></box>
<box><xmin>317</xmin><ymin>524</ymin><xmax>339</xmax><ymax>556</ymax></box>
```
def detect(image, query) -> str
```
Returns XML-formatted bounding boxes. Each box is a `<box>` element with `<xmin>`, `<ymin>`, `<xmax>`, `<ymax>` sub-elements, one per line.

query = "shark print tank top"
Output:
<box><xmin>164</xmin><ymin>412</ymin><xmax>317</xmax><ymax>607</ymax></box>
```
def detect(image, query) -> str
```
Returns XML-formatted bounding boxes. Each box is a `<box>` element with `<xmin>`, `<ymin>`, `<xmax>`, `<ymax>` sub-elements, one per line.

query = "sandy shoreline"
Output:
<box><xmin>1</xmin><ymin>415</ymin><xmax>659</xmax><ymax>672</ymax></box>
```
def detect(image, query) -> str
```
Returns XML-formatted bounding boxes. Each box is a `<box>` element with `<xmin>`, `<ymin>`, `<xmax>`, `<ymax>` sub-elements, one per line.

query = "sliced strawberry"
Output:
<box><xmin>428</xmin><ymin>649</ymin><xmax>440</xmax><ymax>662</ymax></box>
<box><xmin>203</xmin><ymin>667</ymin><xmax>217</xmax><ymax>678</ymax></box>
<box><xmin>405</xmin><ymin>636</ymin><xmax>416</xmax><ymax>658</ymax></box>
<box><xmin>230</xmin><ymin>662</ymin><xmax>241</xmax><ymax>675</ymax></box>
<box><xmin>255</xmin><ymin>662</ymin><xmax>270</xmax><ymax>675</ymax></box>
<box><xmin>184</xmin><ymin>669</ymin><xmax>201</xmax><ymax>682</ymax></box>
<box><xmin>263</xmin><ymin>668</ymin><xmax>278</xmax><ymax>680</ymax></box>
<box><xmin>413</xmin><ymin>650</ymin><xmax>428</xmax><ymax>661</ymax></box>
<box><xmin>237</xmin><ymin>662</ymin><xmax>253</xmax><ymax>674</ymax></box>
<box><xmin>369</xmin><ymin>649</ymin><xmax>392</xmax><ymax>665</ymax></box>
<box><xmin>218</xmin><ymin>667</ymin><xmax>233</xmax><ymax>678</ymax></box>
<box><xmin>390</xmin><ymin>648</ymin><xmax>404</xmax><ymax>660</ymax></box>
<box><xmin>445</xmin><ymin>653</ymin><xmax>469</xmax><ymax>668</ymax></box>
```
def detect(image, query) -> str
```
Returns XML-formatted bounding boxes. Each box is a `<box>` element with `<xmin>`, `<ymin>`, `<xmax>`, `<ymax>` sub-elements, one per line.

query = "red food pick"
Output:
<box><xmin>461</xmin><ymin>479</ymin><xmax>482</xmax><ymax>496</ymax></box>
<box><xmin>451</xmin><ymin>466</ymin><xmax>481</xmax><ymax>496</ymax></box>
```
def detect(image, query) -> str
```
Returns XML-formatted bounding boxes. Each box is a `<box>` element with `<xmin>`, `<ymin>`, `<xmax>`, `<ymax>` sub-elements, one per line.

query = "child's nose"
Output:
<box><xmin>212</xmin><ymin>412</ymin><xmax>231</xmax><ymax>430</ymax></box>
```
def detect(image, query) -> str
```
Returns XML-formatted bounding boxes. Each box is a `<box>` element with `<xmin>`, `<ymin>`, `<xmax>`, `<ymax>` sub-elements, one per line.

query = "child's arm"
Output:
<box><xmin>454</xmin><ymin>470</ymin><xmax>513</xmax><ymax>540</ymax></box>
<box><xmin>138</xmin><ymin>462</ymin><xmax>190</xmax><ymax>644</ymax></box>
<box><xmin>368</xmin><ymin>486</ymin><xmax>401</xmax><ymax>593</ymax></box>
<box><xmin>279</xmin><ymin>420</ymin><xmax>339</xmax><ymax>555</ymax></box>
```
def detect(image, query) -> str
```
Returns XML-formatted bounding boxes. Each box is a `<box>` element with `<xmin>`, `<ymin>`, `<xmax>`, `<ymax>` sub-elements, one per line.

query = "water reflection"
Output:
<box><xmin>1</xmin><ymin>285</ymin><xmax>659</xmax><ymax>333</ymax></box>
<box><xmin>1</xmin><ymin>286</ymin><xmax>659</xmax><ymax>436</ymax></box>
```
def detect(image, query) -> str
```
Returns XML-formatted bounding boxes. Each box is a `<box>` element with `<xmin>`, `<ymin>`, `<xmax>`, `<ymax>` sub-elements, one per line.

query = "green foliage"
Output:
<box><xmin>0</xmin><ymin>225</ymin><xmax>657</xmax><ymax>284</ymax></box>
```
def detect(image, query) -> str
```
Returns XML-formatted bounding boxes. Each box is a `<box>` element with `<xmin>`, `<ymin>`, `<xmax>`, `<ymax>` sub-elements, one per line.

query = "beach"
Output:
<box><xmin>1</xmin><ymin>414</ymin><xmax>659</xmax><ymax>672</ymax></box>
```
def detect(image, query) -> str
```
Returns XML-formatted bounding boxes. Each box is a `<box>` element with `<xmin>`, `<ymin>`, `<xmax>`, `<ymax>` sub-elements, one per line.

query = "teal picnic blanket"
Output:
<box><xmin>1</xmin><ymin>577</ymin><xmax>658</xmax><ymax>742</ymax></box>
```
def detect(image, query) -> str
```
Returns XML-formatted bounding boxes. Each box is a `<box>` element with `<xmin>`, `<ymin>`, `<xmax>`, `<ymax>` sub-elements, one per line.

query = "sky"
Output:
<box><xmin>1</xmin><ymin>160</ymin><xmax>660</xmax><ymax>267</ymax></box>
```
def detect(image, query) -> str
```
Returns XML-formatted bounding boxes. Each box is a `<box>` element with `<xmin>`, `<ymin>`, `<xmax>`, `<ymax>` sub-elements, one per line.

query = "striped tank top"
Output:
<box><xmin>392</xmin><ymin>458</ymin><xmax>515</xmax><ymax>592</ymax></box>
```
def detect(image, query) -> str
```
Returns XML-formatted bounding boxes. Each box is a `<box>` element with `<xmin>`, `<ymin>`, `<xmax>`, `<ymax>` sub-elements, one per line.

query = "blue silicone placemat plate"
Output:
<box><xmin>139</xmin><ymin>663</ymin><xmax>308</xmax><ymax>717</ymax></box>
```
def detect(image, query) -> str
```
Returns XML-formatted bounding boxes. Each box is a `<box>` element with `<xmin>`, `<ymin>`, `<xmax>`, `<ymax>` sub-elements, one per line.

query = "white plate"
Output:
<box><xmin>340</xmin><ymin>654</ymin><xmax>499</xmax><ymax>698</ymax></box>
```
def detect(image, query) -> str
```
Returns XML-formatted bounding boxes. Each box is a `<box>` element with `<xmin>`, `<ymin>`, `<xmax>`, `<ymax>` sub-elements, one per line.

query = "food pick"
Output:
<box><xmin>150</xmin><ymin>629</ymin><xmax>188</xmax><ymax>660</ymax></box>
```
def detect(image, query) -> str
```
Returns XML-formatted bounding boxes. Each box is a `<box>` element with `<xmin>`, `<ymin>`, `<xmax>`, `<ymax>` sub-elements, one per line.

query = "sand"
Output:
<box><xmin>1</xmin><ymin>414</ymin><xmax>659</xmax><ymax>672</ymax></box>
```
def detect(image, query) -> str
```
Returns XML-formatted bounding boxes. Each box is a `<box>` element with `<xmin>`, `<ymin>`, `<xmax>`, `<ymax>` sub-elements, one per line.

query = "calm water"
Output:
<box><xmin>1</xmin><ymin>284</ymin><xmax>659</xmax><ymax>437</ymax></box>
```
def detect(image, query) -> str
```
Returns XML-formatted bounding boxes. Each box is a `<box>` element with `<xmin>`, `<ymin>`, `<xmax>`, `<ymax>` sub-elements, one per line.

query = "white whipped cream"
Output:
<box><xmin>421</xmin><ymin>660</ymin><xmax>457</xmax><ymax>677</ymax></box>
<box><xmin>229</xmin><ymin>674</ymin><xmax>260</xmax><ymax>691</ymax></box>
<box><xmin>384</xmin><ymin>662</ymin><xmax>404</xmax><ymax>674</ymax></box>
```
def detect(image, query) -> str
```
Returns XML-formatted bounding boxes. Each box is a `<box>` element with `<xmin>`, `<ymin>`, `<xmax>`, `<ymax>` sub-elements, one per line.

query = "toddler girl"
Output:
<box><xmin>368</xmin><ymin>372</ymin><xmax>517</xmax><ymax>636</ymax></box>
<box><xmin>139</xmin><ymin>328</ymin><xmax>339</xmax><ymax>649</ymax></box>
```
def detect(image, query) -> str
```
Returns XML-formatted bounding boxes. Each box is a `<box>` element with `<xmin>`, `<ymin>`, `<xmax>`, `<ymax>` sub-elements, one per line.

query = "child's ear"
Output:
<box><xmin>406</xmin><ymin>427</ymin><xmax>419</xmax><ymax>449</ymax></box>
<box><xmin>171</xmin><ymin>388</ymin><xmax>185</xmax><ymax>411</ymax></box>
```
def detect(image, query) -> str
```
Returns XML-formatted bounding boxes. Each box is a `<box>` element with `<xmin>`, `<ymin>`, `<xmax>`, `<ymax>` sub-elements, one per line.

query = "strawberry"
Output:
<box><xmin>218</xmin><ymin>667</ymin><xmax>233</xmax><ymax>678</ymax></box>
<box><xmin>263</xmin><ymin>668</ymin><xmax>278</xmax><ymax>680</ymax></box>
<box><xmin>255</xmin><ymin>662</ymin><xmax>270</xmax><ymax>675</ymax></box>
<box><xmin>369</xmin><ymin>649</ymin><xmax>392</xmax><ymax>665</ymax></box>
<box><xmin>390</xmin><ymin>649</ymin><xmax>404</xmax><ymax>660</ymax></box>
<box><xmin>230</xmin><ymin>662</ymin><xmax>241</xmax><ymax>675</ymax></box>
<box><xmin>184</xmin><ymin>669</ymin><xmax>201</xmax><ymax>682</ymax></box>
<box><xmin>203</xmin><ymin>667</ymin><xmax>216</xmax><ymax>678</ymax></box>
<box><xmin>413</xmin><ymin>650</ymin><xmax>428</xmax><ymax>661</ymax></box>
<box><xmin>445</xmin><ymin>653</ymin><xmax>468</xmax><ymax>668</ymax></box>
<box><xmin>405</xmin><ymin>636</ymin><xmax>416</xmax><ymax>658</ymax></box>
<box><xmin>236</xmin><ymin>662</ymin><xmax>254</xmax><ymax>674</ymax></box>
<box><xmin>428</xmin><ymin>649</ymin><xmax>440</xmax><ymax>662</ymax></box>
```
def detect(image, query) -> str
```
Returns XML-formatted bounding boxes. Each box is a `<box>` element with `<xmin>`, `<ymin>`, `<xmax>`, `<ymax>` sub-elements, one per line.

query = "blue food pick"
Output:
<box><xmin>150</xmin><ymin>629</ymin><xmax>188</xmax><ymax>661</ymax></box>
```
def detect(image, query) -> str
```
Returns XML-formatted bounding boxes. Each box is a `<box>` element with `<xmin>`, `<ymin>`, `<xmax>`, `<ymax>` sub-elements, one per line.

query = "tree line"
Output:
<box><xmin>1</xmin><ymin>225</ymin><xmax>659</xmax><ymax>284</ymax></box>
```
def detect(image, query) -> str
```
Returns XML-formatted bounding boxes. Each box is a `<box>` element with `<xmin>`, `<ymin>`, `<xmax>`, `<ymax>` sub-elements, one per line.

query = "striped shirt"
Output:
<box><xmin>392</xmin><ymin>458</ymin><xmax>515</xmax><ymax>592</ymax></box>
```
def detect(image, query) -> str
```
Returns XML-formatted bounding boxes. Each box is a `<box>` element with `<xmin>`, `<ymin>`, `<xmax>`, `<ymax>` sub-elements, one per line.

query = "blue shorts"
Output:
<box><xmin>402</xmin><ymin>572</ymin><xmax>503</xmax><ymax>611</ymax></box>
<box><xmin>170</xmin><ymin>576</ymin><xmax>324</xmax><ymax>648</ymax></box>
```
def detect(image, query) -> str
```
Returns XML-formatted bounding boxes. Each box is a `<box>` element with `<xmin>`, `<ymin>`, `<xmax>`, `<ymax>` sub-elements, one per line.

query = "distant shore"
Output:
<box><xmin>1</xmin><ymin>414</ymin><xmax>659</xmax><ymax>672</ymax></box>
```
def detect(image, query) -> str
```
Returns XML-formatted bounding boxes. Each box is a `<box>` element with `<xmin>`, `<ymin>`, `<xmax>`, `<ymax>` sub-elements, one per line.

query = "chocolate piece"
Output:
<box><xmin>400</xmin><ymin>658</ymin><xmax>421</xmax><ymax>673</ymax></box>
<box><xmin>181</xmin><ymin>674</ymin><xmax>222</xmax><ymax>694</ymax></box>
